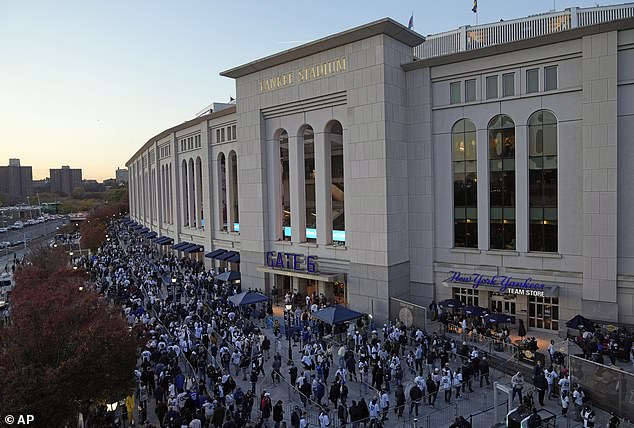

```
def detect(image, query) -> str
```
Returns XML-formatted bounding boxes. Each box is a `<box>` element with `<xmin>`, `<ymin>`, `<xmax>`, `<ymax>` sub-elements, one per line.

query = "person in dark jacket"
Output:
<box><xmin>426</xmin><ymin>374</ymin><xmax>438</xmax><ymax>406</ymax></box>
<box><xmin>273</xmin><ymin>400</ymin><xmax>284</xmax><ymax>428</ymax></box>
<box><xmin>291</xmin><ymin>407</ymin><xmax>301</xmax><ymax>428</ymax></box>
<box><xmin>330</xmin><ymin>381</ymin><xmax>341</xmax><ymax>408</ymax></box>
<box><xmin>409</xmin><ymin>384</ymin><xmax>422</xmax><ymax>416</ymax></box>
<box><xmin>338</xmin><ymin>402</ymin><xmax>349</xmax><ymax>427</ymax></box>
<box><xmin>395</xmin><ymin>384</ymin><xmax>406</xmax><ymax>418</ymax></box>
<box><xmin>479</xmin><ymin>357</ymin><xmax>490</xmax><ymax>387</ymax></box>
<box><xmin>534</xmin><ymin>372</ymin><xmax>548</xmax><ymax>406</ymax></box>
<box><xmin>349</xmin><ymin>401</ymin><xmax>360</xmax><ymax>428</ymax></box>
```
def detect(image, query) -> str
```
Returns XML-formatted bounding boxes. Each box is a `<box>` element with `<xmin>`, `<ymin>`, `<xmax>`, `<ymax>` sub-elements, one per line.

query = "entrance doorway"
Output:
<box><xmin>490</xmin><ymin>292</ymin><xmax>516</xmax><ymax>319</ymax></box>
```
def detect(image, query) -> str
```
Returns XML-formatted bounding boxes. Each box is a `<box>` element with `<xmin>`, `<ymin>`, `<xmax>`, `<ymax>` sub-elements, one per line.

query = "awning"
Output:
<box><xmin>228</xmin><ymin>290</ymin><xmax>268</xmax><ymax>306</ymax></box>
<box><xmin>216</xmin><ymin>271</ymin><xmax>241</xmax><ymax>282</ymax></box>
<box><xmin>182</xmin><ymin>244</ymin><xmax>204</xmax><ymax>254</ymax></box>
<box><xmin>131</xmin><ymin>224</ymin><xmax>143</xmax><ymax>230</ymax></box>
<box><xmin>257</xmin><ymin>266</ymin><xmax>345</xmax><ymax>282</ymax></box>
<box><xmin>142</xmin><ymin>231</ymin><xmax>157</xmax><ymax>239</ymax></box>
<box><xmin>312</xmin><ymin>305</ymin><xmax>363</xmax><ymax>325</ymax></box>
<box><xmin>226</xmin><ymin>253</ymin><xmax>241</xmax><ymax>263</ymax></box>
<box><xmin>216</xmin><ymin>251</ymin><xmax>238</xmax><ymax>261</ymax></box>
<box><xmin>172</xmin><ymin>242</ymin><xmax>191</xmax><ymax>251</ymax></box>
<box><xmin>154</xmin><ymin>236</ymin><xmax>173</xmax><ymax>245</ymax></box>
<box><xmin>205</xmin><ymin>249</ymin><xmax>227</xmax><ymax>259</ymax></box>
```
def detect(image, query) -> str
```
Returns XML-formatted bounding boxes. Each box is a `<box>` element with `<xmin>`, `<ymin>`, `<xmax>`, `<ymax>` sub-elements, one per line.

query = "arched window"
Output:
<box><xmin>488</xmin><ymin>114</ymin><xmax>516</xmax><ymax>250</ymax></box>
<box><xmin>452</xmin><ymin>119</ymin><xmax>477</xmax><ymax>248</ymax></box>
<box><xmin>229</xmin><ymin>151</ymin><xmax>239</xmax><ymax>231</ymax></box>
<box><xmin>277</xmin><ymin>129</ymin><xmax>291</xmax><ymax>241</ymax></box>
<box><xmin>188</xmin><ymin>158</ymin><xmax>196</xmax><ymax>227</ymax></box>
<box><xmin>327</xmin><ymin>121</ymin><xmax>345</xmax><ymax>244</ymax></box>
<box><xmin>218</xmin><ymin>153</ymin><xmax>227</xmax><ymax>231</ymax></box>
<box><xmin>302</xmin><ymin>126</ymin><xmax>316</xmax><ymax>242</ymax></box>
<box><xmin>182</xmin><ymin>160</ymin><xmax>189</xmax><ymax>227</ymax></box>
<box><xmin>528</xmin><ymin>110</ymin><xmax>558</xmax><ymax>252</ymax></box>
<box><xmin>196</xmin><ymin>157</ymin><xmax>204</xmax><ymax>229</ymax></box>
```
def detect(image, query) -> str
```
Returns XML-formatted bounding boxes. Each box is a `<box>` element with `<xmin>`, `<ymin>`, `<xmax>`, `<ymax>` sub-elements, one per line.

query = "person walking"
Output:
<box><xmin>534</xmin><ymin>371</ymin><xmax>548</xmax><ymax>406</ymax></box>
<box><xmin>273</xmin><ymin>401</ymin><xmax>284</xmax><ymax>428</ymax></box>
<box><xmin>479</xmin><ymin>357</ymin><xmax>490</xmax><ymax>387</ymax></box>
<box><xmin>442</xmin><ymin>372</ymin><xmax>452</xmax><ymax>403</ymax></box>
<box><xmin>395</xmin><ymin>384</ymin><xmax>405</xmax><ymax>418</ymax></box>
<box><xmin>511</xmin><ymin>372</ymin><xmax>524</xmax><ymax>403</ymax></box>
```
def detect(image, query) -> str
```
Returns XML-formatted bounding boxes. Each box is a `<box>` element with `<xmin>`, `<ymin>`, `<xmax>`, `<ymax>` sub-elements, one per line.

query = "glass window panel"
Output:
<box><xmin>465</xmin><ymin>79</ymin><xmax>476</xmax><ymax>102</ymax></box>
<box><xmin>529</xmin><ymin>223</ymin><xmax>543</xmax><ymax>252</ymax></box>
<box><xmin>330</xmin><ymin>122</ymin><xmax>345</xmax><ymax>243</ymax></box>
<box><xmin>465</xmin><ymin>133</ymin><xmax>477</xmax><ymax>160</ymax></box>
<box><xmin>450</xmin><ymin>82</ymin><xmax>461</xmax><ymax>104</ymax></box>
<box><xmin>503</xmin><ymin>159</ymin><xmax>515</xmax><ymax>170</ymax></box>
<box><xmin>530</xmin><ymin>207</ymin><xmax>543</xmax><ymax>220</ymax></box>
<box><xmin>503</xmin><ymin>207</ymin><xmax>515</xmax><ymax>220</ymax></box>
<box><xmin>454</xmin><ymin>173</ymin><xmax>466</xmax><ymax>206</ymax></box>
<box><xmin>529</xmin><ymin>170</ymin><xmax>543</xmax><ymax>206</ymax></box>
<box><xmin>454</xmin><ymin>207</ymin><xmax>466</xmax><ymax>219</ymax></box>
<box><xmin>304</xmin><ymin>127</ymin><xmax>316</xmax><ymax>242</ymax></box>
<box><xmin>527</xmin><ymin>68</ymin><xmax>539</xmax><ymax>93</ymax></box>
<box><xmin>545</xmin><ymin>66</ymin><xmax>558</xmax><ymax>91</ymax></box>
<box><xmin>490</xmin><ymin>160</ymin><xmax>503</xmax><ymax>171</ymax></box>
<box><xmin>543</xmin><ymin>156</ymin><xmax>557</xmax><ymax>169</ymax></box>
<box><xmin>455</xmin><ymin>221</ymin><xmax>466</xmax><ymax>247</ymax></box>
<box><xmin>529</xmin><ymin>157</ymin><xmax>543</xmax><ymax>169</ymax></box>
<box><xmin>503</xmin><ymin>73</ymin><xmax>515</xmax><ymax>97</ymax></box>
<box><xmin>465</xmin><ymin>160</ymin><xmax>477</xmax><ymax>173</ymax></box>
<box><xmin>466</xmin><ymin>207</ymin><xmax>478</xmax><ymax>218</ymax></box>
<box><xmin>453</xmin><ymin>136</ymin><xmax>465</xmax><ymax>160</ymax></box>
<box><xmin>543</xmin><ymin>124</ymin><xmax>557</xmax><ymax>155</ymax></box>
<box><xmin>279</xmin><ymin>130</ymin><xmax>291</xmax><ymax>241</ymax></box>
<box><xmin>486</xmin><ymin>76</ymin><xmax>498</xmax><ymax>99</ymax></box>
<box><xmin>490</xmin><ymin>207</ymin><xmax>502</xmax><ymax>219</ymax></box>
<box><xmin>544</xmin><ymin>208</ymin><xmax>558</xmax><ymax>220</ymax></box>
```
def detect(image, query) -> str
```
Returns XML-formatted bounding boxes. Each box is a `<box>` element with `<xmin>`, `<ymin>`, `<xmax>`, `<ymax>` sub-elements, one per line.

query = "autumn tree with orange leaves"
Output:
<box><xmin>0</xmin><ymin>245</ymin><xmax>140</xmax><ymax>427</ymax></box>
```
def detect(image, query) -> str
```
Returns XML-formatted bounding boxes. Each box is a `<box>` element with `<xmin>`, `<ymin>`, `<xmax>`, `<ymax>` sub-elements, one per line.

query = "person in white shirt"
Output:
<box><xmin>319</xmin><ymin>410</ymin><xmax>330</xmax><ymax>428</ymax></box>
<box><xmin>380</xmin><ymin>391</ymin><xmax>390</xmax><ymax>421</ymax></box>
<box><xmin>544</xmin><ymin>366</ymin><xmax>558</xmax><ymax>399</ymax></box>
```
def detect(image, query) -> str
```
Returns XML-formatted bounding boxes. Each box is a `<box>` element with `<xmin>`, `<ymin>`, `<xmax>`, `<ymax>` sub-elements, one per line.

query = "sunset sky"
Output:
<box><xmin>0</xmin><ymin>0</ymin><xmax>611</xmax><ymax>181</ymax></box>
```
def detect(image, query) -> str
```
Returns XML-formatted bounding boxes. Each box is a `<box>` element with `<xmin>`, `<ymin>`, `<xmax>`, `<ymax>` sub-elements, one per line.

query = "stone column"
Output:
<box><xmin>314</xmin><ymin>131</ymin><xmax>331</xmax><ymax>245</ymax></box>
<box><xmin>476</xmin><ymin>128</ymin><xmax>490</xmax><ymax>250</ymax></box>
<box><xmin>581</xmin><ymin>32</ymin><xmax>618</xmax><ymax>320</ymax></box>
<box><xmin>515</xmin><ymin>123</ymin><xmax>529</xmax><ymax>253</ymax></box>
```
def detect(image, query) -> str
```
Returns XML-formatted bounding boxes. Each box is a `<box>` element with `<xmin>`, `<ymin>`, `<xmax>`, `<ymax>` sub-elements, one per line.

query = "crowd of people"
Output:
<box><xmin>73</xmin><ymin>219</ymin><xmax>628</xmax><ymax>428</ymax></box>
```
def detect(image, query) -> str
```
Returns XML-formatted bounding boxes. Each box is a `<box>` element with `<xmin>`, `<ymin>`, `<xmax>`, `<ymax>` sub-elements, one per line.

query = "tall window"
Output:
<box><xmin>452</xmin><ymin>119</ymin><xmax>478</xmax><ymax>248</ymax></box>
<box><xmin>303</xmin><ymin>126</ymin><xmax>316</xmax><ymax>242</ymax></box>
<box><xmin>278</xmin><ymin>130</ymin><xmax>291</xmax><ymax>241</ymax></box>
<box><xmin>453</xmin><ymin>287</ymin><xmax>479</xmax><ymax>306</ymax></box>
<box><xmin>218</xmin><ymin>153</ymin><xmax>227</xmax><ymax>231</ymax></box>
<box><xmin>529</xmin><ymin>296</ymin><xmax>559</xmax><ymax>330</ymax></box>
<box><xmin>528</xmin><ymin>110</ymin><xmax>558</xmax><ymax>252</ymax></box>
<box><xmin>196</xmin><ymin>157</ymin><xmax>204</xmax><ymax>229</ymax></box>
<box><xmin>328</xmin><ymin>121</ymin><xmax>345</xmax><ymax>244</ymax></box>
<box><xmin>230</xmin><ymin>152</ymin><xmax>239</xmax><ymax>231</ymax></box>
<box><xmin>489</xmin><ymin>115</ymin><xmax>516</xmax><ymax>250</ymax></box>
<box><xmin>181</xmin><ymin>160</ymin><xmax>189</xmax><ymax>226</ymax></box>
<box><xmin>486</xmin><ymin>76</ymin><xmax>498</xmax><ymax>99</ymax></box>
<box><xmin>450</xmin><ymin>82</ymin><xmax>461</xmax><ymax>104</ymax></box>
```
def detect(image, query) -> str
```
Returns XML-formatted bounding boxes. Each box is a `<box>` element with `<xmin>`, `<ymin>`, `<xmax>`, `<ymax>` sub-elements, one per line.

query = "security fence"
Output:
<box><xmin>569</xmin><ymin>354</ymin><xmax>634</xmax><ymax>422</ymax></box>
<box><xmin>389</xmin><ymin>298</ymin><xmax>427</xmax><ymax>331</ymax></box>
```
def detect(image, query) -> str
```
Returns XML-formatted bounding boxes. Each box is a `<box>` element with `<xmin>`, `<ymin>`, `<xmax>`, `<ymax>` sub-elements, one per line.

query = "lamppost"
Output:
<box><xmin>69</xmin><ymin>251</ymin><xmax>74</xmax><ymax>266</ymax></box>
<box><xmin>171</xmin><ymin>277</ymin><xmax>177</xmax><ymax>303</ymax></box>
<box><xmin>285</xmin><ymin>303</ymin><xmax>293</xmax><ymax>361</ymax></box>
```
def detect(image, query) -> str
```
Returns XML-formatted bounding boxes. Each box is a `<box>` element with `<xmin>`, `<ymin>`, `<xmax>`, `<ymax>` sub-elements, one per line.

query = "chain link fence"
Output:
<box><xmin>389</xmin><ymin>298</ymin><xmax>427</xmax><ymax>331</ymax></box>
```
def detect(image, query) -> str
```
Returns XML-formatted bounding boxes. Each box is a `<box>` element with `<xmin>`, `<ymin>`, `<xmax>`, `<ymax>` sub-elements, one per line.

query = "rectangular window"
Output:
<box><xmin>450</xmin><ymin>82</ymin><xmax>461</xmax><ymax>104</ymax></box>
<box><xmin>221</xmin><ymin>128</ymin><xmax>225</xmax><ymax>142</ymax></box>
<box><xmin>486</xmin><ymin>76</ymin><xmax>498</xmax><ymax>99</ymax></box>
<box><xmin>489</xmin><ymin>115</ymin><xmax>516</xmax><ymax>250</ymax></box>
<box><xmin>453</xmin><ymin>119</ymin><xmax>478</xmax><ymax>248</ymax></box>
<box><xmin>232</xmin><ymin>125</ymin><xmax>237</xmax><ymax>140</ymax></box>
<box><xmin>544</xmin><ymin>66</ymin><xmax>558</xmax><ymax>91</ymax></box>
<box><xmin>452</xmin><ymin>287</ymin><xmax>479</xmax><ymax>306</ymax></box>
<box><xmin>526</xmin><ymin>69</ymin><xmax>539</xmax><ymax>93</ymax></box>
<box><xmin>465</xmin><ymin>79</ymin><xmax>476</xmax><ymax>102</ymax></box>
<box><xmin>503</xmin><ymin>73</ymin><xmax>515</xmax><ymax>97</ymax></box>
<box><xmin>216</xmin><ymin>129</ymin><xmax>221</xmax><ymax>143</ymax></box>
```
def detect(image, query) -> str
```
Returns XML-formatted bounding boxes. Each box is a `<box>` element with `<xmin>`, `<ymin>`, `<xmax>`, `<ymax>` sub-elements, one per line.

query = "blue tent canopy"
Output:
<box><xmin>462</xmin><ymin>305</ymin><xmax>488</xmax><ymax>317</ymax></box>
<box><xmin>566</xmin><ymin>314</ymin><xmax>593</xmax><ymax>330</ymax></box>
<box><xmin>312</xmin><ymin>304</ymin><xmax>363</xmax><ymax>325</ymax></box>
<box><xmin>439</xmin><ymin>298</ymin><xmax>465</xmax><ymax>309</ymax></box>
<box><xmin>228</xmin><ymin>290</ymin><xmax>268</xmax><ymax>307</ymax></box>
<box><xmin>484</xmin><ymin>313</ymin><xmax>514</xmax><ymax>324</ymax></box>
<box><xmin>216</xmin><ymin>271</ymin><xmax>241</xmax><ymax>282</ymax></box>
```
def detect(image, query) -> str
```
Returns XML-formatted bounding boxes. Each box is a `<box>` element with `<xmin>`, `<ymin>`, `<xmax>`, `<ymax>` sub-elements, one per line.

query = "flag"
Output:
<box><xmin>472</xmin><ymin>0</ymin><xmax>478</xmax><ymax>13</ymax></box>
<box><xmin>408</xmin><ymin>13</ymin><xmax>414</xmax><ymax>30</ymax></box>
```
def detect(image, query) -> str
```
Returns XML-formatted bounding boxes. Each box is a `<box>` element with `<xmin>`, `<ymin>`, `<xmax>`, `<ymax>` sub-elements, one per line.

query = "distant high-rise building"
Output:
<box><xmin>115</xmin><ymin>167</ymin><xmax>128</xmax><ymax>183</ymax></box>
<box><xmin>0</xmin><ymin>158</ymin><xmax>33</xmax><ymax>201</ymax></box>
<box><xmin>50</xmin><ymin>165</ymin><xmax>83</xmax><ymax>196</ymax></box>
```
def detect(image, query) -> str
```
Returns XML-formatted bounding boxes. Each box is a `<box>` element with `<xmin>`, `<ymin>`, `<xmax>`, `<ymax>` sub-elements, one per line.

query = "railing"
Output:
<box><xmin>414</xmin><ymin>3</ymin><xmax>634</xmax><ymax>59</ymax></box>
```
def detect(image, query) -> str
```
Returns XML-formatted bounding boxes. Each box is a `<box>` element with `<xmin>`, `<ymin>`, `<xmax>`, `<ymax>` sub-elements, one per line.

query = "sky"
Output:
<box><xmin>0</xmin><ymin>0</ymin><xmax>614</xmax><ymax>181</ymax></box>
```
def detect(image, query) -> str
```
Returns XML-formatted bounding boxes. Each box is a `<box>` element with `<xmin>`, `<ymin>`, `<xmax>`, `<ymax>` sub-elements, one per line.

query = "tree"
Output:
<box><xmin>0</xmin><ymin>247</ymin><xmax>140</xmax><ymax>427</ymax></box>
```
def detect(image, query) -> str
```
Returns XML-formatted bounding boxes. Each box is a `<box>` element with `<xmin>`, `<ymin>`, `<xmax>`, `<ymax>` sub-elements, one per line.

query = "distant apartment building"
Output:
<box><xmin>115</xmin><ymin>167</ymin><xmax>128</xmax><ymax>183</ymax></box>
<box><xmin>50</xmin><ymin>165</ymin><xmax>83</xmax><ymax>196</ymax></box>
<box><xmin>0</xmin><ymin>158</ymin><xmax>33</xmax><ymax>200</ymax></box>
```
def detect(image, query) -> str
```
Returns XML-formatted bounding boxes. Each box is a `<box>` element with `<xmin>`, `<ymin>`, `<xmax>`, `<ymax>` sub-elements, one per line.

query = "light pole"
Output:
<box><xmin>171</xmin><ymin>277</ymin><xmax>177</xmax><ymax>304</ymax></box>
<box><xmin>69</xmin><ymin>251</ymin><xmax>74</xmax><ymax>266</ymax></box>
<box><xmin>285</xmin><ymin>303</ymin><xmax>293</xmax><ymax>361</ymax></box>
